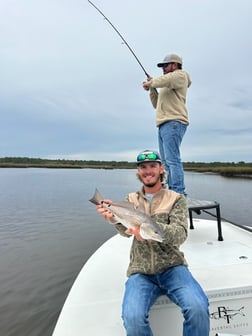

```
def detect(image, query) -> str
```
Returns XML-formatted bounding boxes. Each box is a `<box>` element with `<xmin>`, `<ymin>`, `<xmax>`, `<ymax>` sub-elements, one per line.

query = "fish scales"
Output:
<box><xmin>89</xmin><ymin>188</ymin><xmax>164</xmax><ymax>242</ymax></box>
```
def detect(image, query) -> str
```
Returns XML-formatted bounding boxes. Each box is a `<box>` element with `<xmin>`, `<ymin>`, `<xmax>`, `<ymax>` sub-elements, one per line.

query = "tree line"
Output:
<box><xmin>0</xmin><ymin>157</ymin><xmax>252</xmax><ymax>177</ymax></box>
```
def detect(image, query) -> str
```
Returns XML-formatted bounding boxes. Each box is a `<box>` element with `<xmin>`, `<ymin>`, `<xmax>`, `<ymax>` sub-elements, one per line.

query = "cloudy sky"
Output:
<box><xmin>1</xmin><ymin>0</ymin><xmax>251</xmax><ymax>162</ymax></box>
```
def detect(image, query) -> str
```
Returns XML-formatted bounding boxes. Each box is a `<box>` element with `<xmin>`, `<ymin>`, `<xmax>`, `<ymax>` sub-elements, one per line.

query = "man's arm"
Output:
<box><xmin>159</xmin><ymin>196</ymin><xmax>188</xmax><ymax>245</ymax></box>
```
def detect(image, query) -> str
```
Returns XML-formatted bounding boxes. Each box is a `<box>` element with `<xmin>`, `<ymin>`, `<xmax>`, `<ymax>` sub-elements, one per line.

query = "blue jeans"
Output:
<box><xmin>122</xmin><ymin>265</ymin><xmax>209</xmax><ymax>336</ymax></box>
<box><xmin>158</xmin><ymin>121</ymin><xmax>187</xmax><ymax>195</ymax></box>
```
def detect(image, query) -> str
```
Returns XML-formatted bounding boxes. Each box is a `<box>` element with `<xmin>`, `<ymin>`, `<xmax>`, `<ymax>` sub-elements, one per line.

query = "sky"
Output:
<box><xmin>1</xmin><ymin>0</ymin><xmax>252</xmax><ymax>162</ymax></box>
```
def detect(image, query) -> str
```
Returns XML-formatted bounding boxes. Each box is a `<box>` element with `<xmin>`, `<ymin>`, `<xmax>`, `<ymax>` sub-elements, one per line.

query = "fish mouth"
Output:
<box><xmin>140</xmin><ymin>228</ymin><xmax>164</xmax><ymax>242</ymax></box>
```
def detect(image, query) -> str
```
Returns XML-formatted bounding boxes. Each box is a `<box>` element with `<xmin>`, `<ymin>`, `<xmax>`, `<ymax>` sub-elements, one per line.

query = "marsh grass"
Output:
<box><xmin>0</xmin><ymin>158</ymin><xmax>251</xmax><ymax>178</ymax></box>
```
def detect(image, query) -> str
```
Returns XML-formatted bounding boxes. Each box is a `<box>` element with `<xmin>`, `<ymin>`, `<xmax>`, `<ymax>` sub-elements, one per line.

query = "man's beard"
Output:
<box><xmin>137</xmin><ymin>173</ymin><xmax>161</xmax><ymax>187</ymax></box>
<box><xmin>142</xmin><ymin>175</ymin><xmax>160</xmax><ymax>188</ymax></box>
<box><xmin>144</xmin><ymin>181</ymin><xmax>157</xmax><ymax>187</ymax></box>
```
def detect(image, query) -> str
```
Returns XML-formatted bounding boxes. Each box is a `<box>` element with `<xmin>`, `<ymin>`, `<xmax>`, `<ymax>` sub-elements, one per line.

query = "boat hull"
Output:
<box><xmin>53</xmin><ymin>219</ymin><xmax>252</xmax><ymax>336</ymax></box>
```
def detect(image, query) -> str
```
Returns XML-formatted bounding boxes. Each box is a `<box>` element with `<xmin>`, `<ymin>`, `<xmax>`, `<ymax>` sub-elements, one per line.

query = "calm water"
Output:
<box><xmin>0</xmin><ymin>168</ymin><xmax>251</xmax><ymax>336</ymax></box>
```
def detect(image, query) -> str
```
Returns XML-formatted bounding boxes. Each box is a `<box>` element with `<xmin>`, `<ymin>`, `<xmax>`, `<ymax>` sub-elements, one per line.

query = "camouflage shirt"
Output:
<box><xmin>115</xmin><ymin>187</ymin><xmax>188</xmax><ymax>277</ymax></box>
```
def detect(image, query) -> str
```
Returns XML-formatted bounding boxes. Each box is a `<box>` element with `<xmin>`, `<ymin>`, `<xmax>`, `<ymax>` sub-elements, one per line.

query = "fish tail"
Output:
<box><xmin>89</xmin><ymin>188</ymin><xmax>103</xmax><ymax>205</ymax></box>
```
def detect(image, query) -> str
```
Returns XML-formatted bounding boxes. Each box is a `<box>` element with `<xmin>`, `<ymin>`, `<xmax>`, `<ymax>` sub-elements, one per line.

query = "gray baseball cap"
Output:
<box><xmin>157</xmin><ymin>53</ymin><xmax>182</xmax><ymax>67</ymax></box>
<box><xmin>136</xmin><ymin>150</ymin><xmax>162</xmax><ymax>165</ymax></box>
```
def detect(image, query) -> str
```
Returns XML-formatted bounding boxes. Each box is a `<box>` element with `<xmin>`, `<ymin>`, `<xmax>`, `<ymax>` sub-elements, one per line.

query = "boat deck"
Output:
<box><xmin>52</xmin><ymin>219</ymin><xmax>252</xmax><ymax>336</ymax></box>
<box><xmin>183</xmin><ymin>218</ymin><xmax>252</xmax><ymax>291</ymax></box>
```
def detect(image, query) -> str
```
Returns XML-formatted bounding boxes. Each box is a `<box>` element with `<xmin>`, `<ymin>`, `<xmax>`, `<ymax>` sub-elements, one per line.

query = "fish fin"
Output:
<box><xmin>89</xmin><ymin>188</ymin><xmax>103</xmax><ymax>205</ymax></box>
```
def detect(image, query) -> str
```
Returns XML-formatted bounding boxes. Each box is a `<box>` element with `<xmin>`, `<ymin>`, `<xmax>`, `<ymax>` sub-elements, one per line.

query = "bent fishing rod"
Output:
<box><xmin>88</xmin><ymin>0</ymin><xmax>150</xmax><ymax>78</ymax></box>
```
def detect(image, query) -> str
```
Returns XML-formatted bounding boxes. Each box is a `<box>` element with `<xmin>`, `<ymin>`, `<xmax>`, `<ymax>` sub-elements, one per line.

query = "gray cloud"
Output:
<box><xmin>1</xmin><ymin>0</ymin><xmax>252</xmax><ymax>162</ymax></box>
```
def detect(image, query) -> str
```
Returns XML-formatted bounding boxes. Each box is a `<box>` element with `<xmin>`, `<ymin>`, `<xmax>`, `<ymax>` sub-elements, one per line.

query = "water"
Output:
<box><xmin>0</xmin><ymin>168</ymin><xmax>251</xmax><ymax>336</ymax></box>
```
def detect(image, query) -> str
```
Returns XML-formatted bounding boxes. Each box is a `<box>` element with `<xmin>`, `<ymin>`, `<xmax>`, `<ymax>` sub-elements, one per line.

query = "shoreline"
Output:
<box><xmin>0</xmin><ymin>162</ymin><xmax>252</xmax><ymax>179</ymax></box>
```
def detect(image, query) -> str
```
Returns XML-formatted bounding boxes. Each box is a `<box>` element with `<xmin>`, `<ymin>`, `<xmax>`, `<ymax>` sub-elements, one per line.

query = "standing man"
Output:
<box><xmin>96</xmin><ymin>149</ymin><xmax>210</xmax><ymax>336</ymax></box>
<box><xmin>143</xmin><ymin>53</ymin><xmax>191</xmax><ymax>196</ymax></box>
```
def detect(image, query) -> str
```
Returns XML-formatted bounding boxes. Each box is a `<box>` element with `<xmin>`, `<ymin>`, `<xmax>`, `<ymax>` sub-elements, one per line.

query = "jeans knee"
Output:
<box><xmin>122</xmin><ymin>309</ymin><xmax>149</xmax><ymax>330</ymax></box>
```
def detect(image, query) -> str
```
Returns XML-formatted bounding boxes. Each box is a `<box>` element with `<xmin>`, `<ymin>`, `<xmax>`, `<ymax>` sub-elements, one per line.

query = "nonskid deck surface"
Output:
<box><xmin>182</xmin><ymin>219</ymin><xmax>252</xmax><ymax>290</ymax></box>
<box><xmin>52</xmin><ymin>219</ymin><xmax>252</xmax><ymax>336</ymax></box>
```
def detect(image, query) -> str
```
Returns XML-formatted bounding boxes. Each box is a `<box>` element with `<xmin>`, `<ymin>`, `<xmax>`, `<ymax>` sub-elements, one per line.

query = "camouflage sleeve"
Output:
<box><xmin>158</xmin><ymin>196</ymin><xmax>188</xmax><ymax>246</ymax></box>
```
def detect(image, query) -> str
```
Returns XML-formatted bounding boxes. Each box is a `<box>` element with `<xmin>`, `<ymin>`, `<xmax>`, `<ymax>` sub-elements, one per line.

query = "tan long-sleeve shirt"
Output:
<box><xmin>148</xmin><ymin>70</ymin><xmax>192</xmax><ymax>126</ymax></box>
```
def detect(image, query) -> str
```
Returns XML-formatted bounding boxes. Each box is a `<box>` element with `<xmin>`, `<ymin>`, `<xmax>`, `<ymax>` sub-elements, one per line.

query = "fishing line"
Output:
<box><xmin>88</xmin><ymin>0</ymin><xmax>149</xmax><ymax>77</ymax></box>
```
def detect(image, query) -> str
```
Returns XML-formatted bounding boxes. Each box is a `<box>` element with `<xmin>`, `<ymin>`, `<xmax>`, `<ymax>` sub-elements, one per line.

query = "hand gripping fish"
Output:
<box><xmin>89</xmin><ymin>189</ymin><xmax>164</xmax><ymax>242</ymax></box>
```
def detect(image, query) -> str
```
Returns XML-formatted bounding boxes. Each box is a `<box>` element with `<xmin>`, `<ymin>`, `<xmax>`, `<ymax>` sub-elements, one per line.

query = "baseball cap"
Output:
<box><xmin>157</xmin><ymin>53</ymin><xmax>182</xmax><ymax>67</ymax></box>
<box><xmin>136</xmin><ymin>150</ymin><xmax>162</xmax><ymax>165</ymax></box>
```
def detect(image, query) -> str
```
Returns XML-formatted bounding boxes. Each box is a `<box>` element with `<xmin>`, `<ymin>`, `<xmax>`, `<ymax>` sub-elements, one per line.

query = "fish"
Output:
<box><xmin>89</xmin><ymin>188</ymin><xmax>164</xmax><ymax>242</ymax></box>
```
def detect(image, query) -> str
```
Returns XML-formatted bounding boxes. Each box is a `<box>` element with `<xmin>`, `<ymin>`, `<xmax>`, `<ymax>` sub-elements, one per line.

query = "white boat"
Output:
<box><xmin>52</xmin><ymin>212</ymin><xmax>252</xmax><ymax>336</ymax></box>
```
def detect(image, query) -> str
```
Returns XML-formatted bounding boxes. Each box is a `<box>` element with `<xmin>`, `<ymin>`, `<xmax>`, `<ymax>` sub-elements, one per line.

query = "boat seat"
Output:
<box><xmin>187</xmin><ymin>198</ymin><xmax>223</xmax><ymax>241</ymax></box>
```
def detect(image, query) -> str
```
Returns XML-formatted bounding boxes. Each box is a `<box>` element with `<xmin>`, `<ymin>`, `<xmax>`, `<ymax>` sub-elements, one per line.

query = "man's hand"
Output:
<box><xmin>142</xmin><ymin>76</ymin><xmax>153</xmax><ymax>91</ymax></box>
<box><xmin>96</xmin><ymin>200</ymin><xmax>115</xmax><ymax>222</ymax></box>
